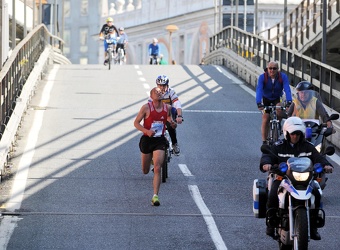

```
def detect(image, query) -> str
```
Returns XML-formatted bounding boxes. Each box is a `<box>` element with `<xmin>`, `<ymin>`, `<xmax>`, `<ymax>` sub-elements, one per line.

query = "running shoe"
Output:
<box><xmin>151</xmin><ymin>195</ymin><xmax>160</xmax><ymax>206</ymax></box>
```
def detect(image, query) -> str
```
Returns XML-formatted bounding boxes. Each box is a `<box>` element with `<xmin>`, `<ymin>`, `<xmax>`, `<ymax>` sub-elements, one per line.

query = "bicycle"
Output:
<box><xmin>115</xmin><ymin>47</ymin><xmax>125</xmax><ymax>65</ymax></box>
<box><xmin>104</xmin><ymin>34</ymin><xmax>117</xmax><ymax>70</ymax></box>
<box><xmin>161</xmin><ymin>129</ymin><xmax>172</xmax><ymax>183</ymax></box>
<box><xmin>263</xmin><ymin>104</ymin><xmax>286</xmax><ymax>145</ymax></box>
<box><xmin>150</xmin><ymin>55</ymin><xmax>159</xmax><ymax>65</ymax></box>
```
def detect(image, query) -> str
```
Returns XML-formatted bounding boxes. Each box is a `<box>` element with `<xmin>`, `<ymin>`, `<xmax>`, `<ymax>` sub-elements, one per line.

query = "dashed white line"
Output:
<box><xmin>178</xmin><ymin>164</ymin><xmax>193</xmax><ymax>176</ymax></box>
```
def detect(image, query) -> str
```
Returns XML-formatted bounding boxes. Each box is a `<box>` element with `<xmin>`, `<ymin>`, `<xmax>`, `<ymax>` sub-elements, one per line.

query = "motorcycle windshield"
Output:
<box><xmin>287</xmin><ymin>157</ymin><xmax>313</xmax><ymax>172</ymax></box>
<box><xmin>291</xmin><ymin>89</ymin><xmax>322</xmax><ymax>124</ymax></box>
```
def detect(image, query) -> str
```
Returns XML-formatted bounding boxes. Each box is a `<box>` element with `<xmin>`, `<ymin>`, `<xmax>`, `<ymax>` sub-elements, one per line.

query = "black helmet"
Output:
<box><xmin>296</xmin><ymin>81</ymin><xmax>313</xmax><ymax>91</ymax></box>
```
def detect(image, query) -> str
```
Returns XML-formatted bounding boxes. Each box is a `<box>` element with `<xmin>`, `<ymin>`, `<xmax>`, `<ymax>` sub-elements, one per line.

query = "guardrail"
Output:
<box><xmin>0</xmin><ymin>24</ymin><xmax>65</xmax><ymax>181</ymax></box>
<box><xmin>0</xmin><ymin>24</ymin><xmax>64</xmax><ymax>139</ymax></box>
<box><xmin>204</xmin><ymin>26</ymin><xmax>340</xmax><ymax>149</ymax></box>
<box><xmin>258</xmin><ymin>0</ymin><xmax>340</xmax><ymax>53</ymax></box>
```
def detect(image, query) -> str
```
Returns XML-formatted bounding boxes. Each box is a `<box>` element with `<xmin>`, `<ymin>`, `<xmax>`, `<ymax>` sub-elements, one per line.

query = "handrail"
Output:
<box><xmin>257</xmin><ymin>0</ymin><xmax>340</xmax><ymax>53</ymax></box>
<box><xmin>206</xmin><ymin>26</ymin><xmax>340</xmax><ymax>114</ymax></box>
<box><xmin>0</xmin><ymin>24</ymin><xmax>64</xmax><ymax>140</ymax></box>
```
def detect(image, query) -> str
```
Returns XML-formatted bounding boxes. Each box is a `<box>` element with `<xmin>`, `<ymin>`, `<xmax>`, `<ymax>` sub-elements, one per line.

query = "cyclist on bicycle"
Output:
<box><xmin>116</xmin><ymin>27</ymin><xmax>128</xmax><ymax>62</ymax></box>
<box><xmin>149</xmin><ymin>75</ymin><xmax>183</xmax><ymax>155</ymax></box>
<box><xmin>148</xmin><ymin>38</ymin><xmax>160</xmax><ymax>65</ymax></box>
<box><xmin>134</xmin><ymin>87</ymin><xmax>177</xmax><ymax>206</ymax></box>
<box><xmin>287</xmin><ymin>81</ymin><xmax>333</xmax><ymax>129</ymax></box>
<box><xmin>256</xmin><ymin>61</ymin><xmax>292</xmax><ymax>145</ymax></box>
<box><xmin>99</xmin><ymin>17</ymin><xmax>119</xmax><ymax>65</ymax></box>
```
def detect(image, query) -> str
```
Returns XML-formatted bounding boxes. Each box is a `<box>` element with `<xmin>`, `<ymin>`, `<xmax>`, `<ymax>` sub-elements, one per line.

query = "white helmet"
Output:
<box><xmin>153</xmin><ymin>38</ymin><xmax>158</xmax><ymax>43</ymax></box>
<box><xmin>283</xmin><ymin>117</ymin><xmax>306</xmax><ymax>140</ymax></box>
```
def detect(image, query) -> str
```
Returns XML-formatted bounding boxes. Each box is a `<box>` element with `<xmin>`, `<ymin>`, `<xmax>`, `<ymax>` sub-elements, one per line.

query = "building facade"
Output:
<box><xmin>56</xmin><ymin>0</ymin><xmax>301</xmax><ymax>65</ymax></box>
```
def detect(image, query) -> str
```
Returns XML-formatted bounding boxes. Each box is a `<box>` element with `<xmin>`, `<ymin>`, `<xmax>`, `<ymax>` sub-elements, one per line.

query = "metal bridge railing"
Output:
<box><xmin>206</xmin><ymin>26</ymin><xmax>340</xmax><ymax>114</ymax></box>
<box><xmin>0</xmin><ymin>24</ymin><xmax>64</xmax><ymax>140</ymax></box>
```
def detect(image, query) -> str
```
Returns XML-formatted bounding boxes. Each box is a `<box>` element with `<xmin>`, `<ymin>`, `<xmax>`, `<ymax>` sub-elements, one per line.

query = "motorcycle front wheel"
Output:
<box><xmin>293</xmin><ymin>207</ymin><xmax>309</xmax><ymax>250</ymax></box>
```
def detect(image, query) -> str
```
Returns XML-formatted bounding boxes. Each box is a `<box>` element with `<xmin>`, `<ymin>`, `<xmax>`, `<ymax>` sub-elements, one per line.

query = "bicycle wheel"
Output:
<box><xmin>108</xmin><ymin>51</ymin><xmax>112</xmax><ymax>70</ymax></box>
<box><xmin>162</xmin><ymin>149</ymin><xmax>168</xmax><ymax>183</ymax></box>
<box><xmin>272</xmin><ymin>122</ymin><xmax>280</xmax><ymax>143</ymax></box>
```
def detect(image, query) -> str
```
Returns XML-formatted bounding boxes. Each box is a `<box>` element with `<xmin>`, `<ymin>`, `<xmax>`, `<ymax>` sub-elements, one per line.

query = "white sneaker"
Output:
<box><xmin>172</xmin><ymin>143</ymin><xmax>180</xmax><ymax>156</ymax></box>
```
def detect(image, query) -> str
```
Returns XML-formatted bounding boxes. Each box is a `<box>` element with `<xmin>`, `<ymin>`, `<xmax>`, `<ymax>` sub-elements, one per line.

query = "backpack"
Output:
<box><xmin>263</xmin><ymin>69</ymin><xmax>283</xmax><ymax>87</ymax></box>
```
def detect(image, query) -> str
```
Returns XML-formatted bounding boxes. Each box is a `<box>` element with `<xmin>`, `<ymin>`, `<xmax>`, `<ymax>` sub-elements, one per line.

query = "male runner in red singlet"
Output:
<box><xmin>134</xmin><ymin>87</ymin><xmax>177</xmax><ymax>206</ymax></box>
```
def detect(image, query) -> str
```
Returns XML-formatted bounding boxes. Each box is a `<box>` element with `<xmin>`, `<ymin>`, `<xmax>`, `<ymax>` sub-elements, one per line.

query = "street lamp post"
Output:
<box><xmin>165</xmin><ymin>24</ymin><xmax>178</xmax><ymax>65</ymax></box>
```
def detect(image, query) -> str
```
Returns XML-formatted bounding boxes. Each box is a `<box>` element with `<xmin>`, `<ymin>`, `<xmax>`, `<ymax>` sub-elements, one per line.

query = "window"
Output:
<box><xmin>80</xmin><ymin>28</ymin><xmax>88</xmax><ymax>53</ymax></box>
<box><xmin>223</xmin><ymin>0</ymin><xmax>254</xmax><ymax>5</ymax></box>
<box><xmin>80</xmin><ymin>57</ymin><xmax>88</xmax><ymax>65</ymax></box>
<box><xmin>64</xmin><ymin>0</ymin><xmax>70</xmax><ymax>18</ymax></box>
<box><xmin>81</xmin><ymin>0</ymin><xmax>88</xmax><ymax>16</ymax></box>
<box><xmin>63</xmin><ymin>29</ymin><xmax>70</xmax><ymax>55</ymax></box>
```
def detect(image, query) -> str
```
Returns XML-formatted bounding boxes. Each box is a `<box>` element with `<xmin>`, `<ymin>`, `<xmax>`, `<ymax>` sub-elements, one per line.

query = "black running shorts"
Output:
<box><xmin>139</xmin><ymin>135</ymin><xmax>166</xmax><ymax>154</ymax></box>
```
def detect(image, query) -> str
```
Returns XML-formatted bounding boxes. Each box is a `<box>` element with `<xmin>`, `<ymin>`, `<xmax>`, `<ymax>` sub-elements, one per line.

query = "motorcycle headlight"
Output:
<box><xmin>315</xmin><ymin>143</ymin><xmax>322</xmax><ymax>153</ymax></box>
<box><xmin>292</xmin><ymin>171</ymin><xmax>310</xmax><ymax>181</ymax></box>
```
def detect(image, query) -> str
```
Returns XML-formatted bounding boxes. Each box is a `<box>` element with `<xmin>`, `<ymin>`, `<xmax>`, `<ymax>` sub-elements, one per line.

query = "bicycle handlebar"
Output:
<box><xmin>263</xmin><ymin>105</ymin><xmax>286</xmax><ymax>111</ymax></box>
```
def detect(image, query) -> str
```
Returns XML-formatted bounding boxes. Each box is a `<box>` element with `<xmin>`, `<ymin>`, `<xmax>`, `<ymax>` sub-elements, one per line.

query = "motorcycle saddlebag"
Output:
<box><xmin>253</xmin><ymin>179</ymin><xmax>267</xmax><ymax>218</ymax></box>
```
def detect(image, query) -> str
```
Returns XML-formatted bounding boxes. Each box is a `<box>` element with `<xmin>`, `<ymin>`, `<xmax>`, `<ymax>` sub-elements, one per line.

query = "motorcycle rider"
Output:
<box><xmin>148</xmin><ymin>38</ymin><xmax>160</xmax><ymax>65</ymax></box>
<box><xmin>260</xmin><ymin>116</ymin><xmax>333</xmax><ymax>240</ymax></box>
<box><xmin>99</xmin><ymin>17</ymin><xmax>119</xmax><ymax>65</ymax></box>
<box><xmin>149</xmin><ymin>75</ymin><xmax>183</xmax><ymax>155</ymax></box>
<box><xmin>287</xmin><ymin>81</ymin><xmax>333</xmax><ymax>129</ymax></box>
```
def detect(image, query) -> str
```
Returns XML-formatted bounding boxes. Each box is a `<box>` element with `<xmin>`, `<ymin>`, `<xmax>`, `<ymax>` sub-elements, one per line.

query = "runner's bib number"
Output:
<box><xmin>151</xmin><ymin>122</ymin><xmax>164</xmax><ymax>137</ymax></box>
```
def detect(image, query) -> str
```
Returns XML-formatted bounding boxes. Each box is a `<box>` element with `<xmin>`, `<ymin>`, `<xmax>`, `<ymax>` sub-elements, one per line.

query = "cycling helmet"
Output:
<box><xmin>156</xmin><ymin>75</ymin><xmax>169</xmax><ymax>85</ymax></box>
<box><xmin>283</xmin><ymin>117</ymin><xmax>306</xmax><ymax>140</ymax></box>
<box><xmin>153</xmin><ymin>38</ymin><xmax>158</xmax><ymax>43</ymax></box>
<box><xmin>106</xmin><ymin>17</ymin><xmax>114</xmax><ymax>22</ymax></box>
<box><xmin>296</xmin><ymin>81</ymin><xmax>313</xmax><ymax>91</ymax></box>
<box><xmin>119</xmin><ymin>27</ymin><xmax>124</xmax><ymax>31</ymax></box>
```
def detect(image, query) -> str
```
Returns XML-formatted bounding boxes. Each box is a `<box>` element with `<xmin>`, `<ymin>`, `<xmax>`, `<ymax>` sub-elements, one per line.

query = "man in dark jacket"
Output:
<box><xmin>260</xmin><ymin>117</ymin><xmax>333</xmax><ymax>240</ymax></box>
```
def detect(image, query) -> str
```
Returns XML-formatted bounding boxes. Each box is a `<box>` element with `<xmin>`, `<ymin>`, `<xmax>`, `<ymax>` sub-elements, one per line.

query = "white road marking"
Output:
<box><xmin>178</xmin><ymin>164</ymin><xmax>193</xmax><ymax>176</ymax></box>
<box><xmin>0</xmin><ymin>65</ymin><xmax>59</xmax><ymax>249</ymax></box>
<box><xmin>139</xmin><ymin>77</ymin><xmax>146</xmax><ymax>82</ymax></box>
<box><xmin>329</xmin><ymin>153</ymin><xmax>340</xmax><ymax>165</ymax></box>
<box><xmin>188</xmin><ymin>185</ymin><xmax>228</xmax><ymax>250</ymax></box>
<box><xmin>184</xmin><ymin>110</ymin><xmax>259</xmax><ymax>114</ymax></box>
<box><xmin>137</xmin><ymin>70</ymin><xmax>143</xmax><ymax>75</ymax></box>
<box><xmin>143</xmin><ymin>83</ymin><xmax>150</xmax><ymax>89</ymax></box>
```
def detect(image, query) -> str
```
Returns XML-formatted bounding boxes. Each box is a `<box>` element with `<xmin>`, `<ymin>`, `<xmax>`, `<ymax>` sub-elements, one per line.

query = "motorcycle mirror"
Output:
<box><xmin>323</xmin><ymin>127</ymin><xmax>333</xmax><ymax>137</ymax></box>
<box><xmin>329</xmin><ymin>113</ymin><xmax>339</xmax><ymax>121</ymax></box>
<box><xmin>324</xmin><ymin>146</ymin><xmax>335</xmax><ymax>156</ymax></box>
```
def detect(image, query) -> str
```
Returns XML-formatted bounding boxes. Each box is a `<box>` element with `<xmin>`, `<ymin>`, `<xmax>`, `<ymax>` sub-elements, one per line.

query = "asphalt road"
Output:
<box><xmin>0</xmin><ymin>64</ymin><xmax>339</xmax><ymax>250</ymax></box>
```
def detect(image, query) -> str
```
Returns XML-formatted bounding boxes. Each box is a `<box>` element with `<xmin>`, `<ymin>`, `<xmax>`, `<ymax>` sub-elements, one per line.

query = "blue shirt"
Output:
<box><xmin>148</xmin><ymin>43</ymin><xmax>160</xmax><ymax>56</ymax></box>
<box><xmin>256</xmin><ymin>71</ymin><xmax>292</xmax><ymax>104</ymax></box>
<box><xmin>117</xmin><ymin>33</ymin><xmax>128</xmax><ymax>44</ymax></box>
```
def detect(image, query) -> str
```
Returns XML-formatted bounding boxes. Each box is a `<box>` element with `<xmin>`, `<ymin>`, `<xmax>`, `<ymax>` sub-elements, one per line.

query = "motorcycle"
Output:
<box><xmin>253</xmin><ymin>145</ymin><xmax>327</xmax><ymax>250</ymax></box>
<box><xmin>291</xmin><ymin>89</ymin><xmax>339</xmax><ymax>188</ymax></box>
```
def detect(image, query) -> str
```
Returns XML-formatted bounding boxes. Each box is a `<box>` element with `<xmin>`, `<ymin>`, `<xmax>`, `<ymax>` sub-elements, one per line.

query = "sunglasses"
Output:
<box><xmin>268</xmin><ymin>67</ymin><xmax>278</xmax><ymax>70</ymax></box>
<box><xmin>290</xmin><ymin>131</ymin><xmax>302</xmax><ymax>136</ymax></box>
